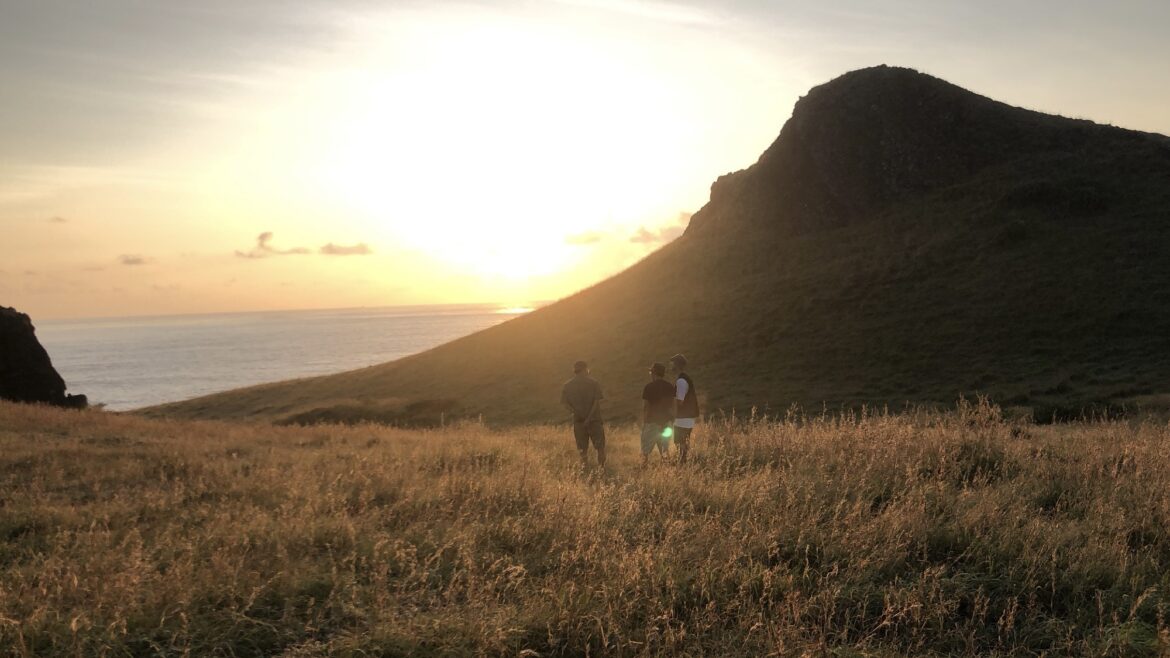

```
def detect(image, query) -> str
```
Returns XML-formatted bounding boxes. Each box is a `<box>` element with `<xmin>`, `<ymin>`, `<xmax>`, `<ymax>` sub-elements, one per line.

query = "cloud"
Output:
<box><xmin>553</xmin><ymin>0</ymin><xmax>720</xmax><ymax>26</ymax></box>
<box><xmin>320</xmin><ymin>242</ymin><xmax>372</xmax><ymax>256</ymax></box>
<box><xmin>118</xmin><ymin>254</ymin><xmax>153</xmax><ymax>266</ymax></box>
<box><xmin>629</xmin><ymin>212</ymin><xmax>692</xmax><ymax>245</ymax></box>
<box><xmin>565</xmin><ymin>231</ymin><xmax>605</xmax><ymax>246</ymax></box>
<box><xmin>236</xmin><ymin>232</ymin><xmax>373</xmax><ymax>258</ymax></box>
<box><xmin>629</xmin><ymin>227</ymin><xmax>660</xmax><ymax>244</ymax></box>
<box><xmin>235</xmin><ymin>231</ymin><xmax>311</xmax><ymax>258</ymax></box>
<box><xmin>47</xmin><ymin>216</ymin><xmax>67</xmax><ymax>223</ymax></box>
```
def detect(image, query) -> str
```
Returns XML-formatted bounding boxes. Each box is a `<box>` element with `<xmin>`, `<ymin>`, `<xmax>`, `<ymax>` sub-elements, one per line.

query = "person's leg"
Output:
<box><xmin>675</xmin><ymin>427</ymin><xmax>691</xmax><ymax>464</ymax></box>
<box><xmin>640</xmin><ymin>424</ymin><xmax>655</xmax><ymax>468</ymax></box>
<box><xmin>592</xmin><ymin>423</ymin><xmax>607</xmax><ymax>469</ymax></box>
<box><xmin>574</xmin><ymin>422</ymin><xmax>590</xmax><ymax>467</ymax></box>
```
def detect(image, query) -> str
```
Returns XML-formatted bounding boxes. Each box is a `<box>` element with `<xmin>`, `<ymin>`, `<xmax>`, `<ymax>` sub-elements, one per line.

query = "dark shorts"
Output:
<box><xmin>674</xmin><ymin>426</ymin><xmax>693</xmax><ymax>446</ymax></box>
<box><xmin>641</xmin><ymin>423</ymin><xmax>670</xmax><ymax>454</ymax></box>
<box><xmin>573</xmin><ymin>420</ymin><xmax>606</xmax><ymax>451</ymax></box>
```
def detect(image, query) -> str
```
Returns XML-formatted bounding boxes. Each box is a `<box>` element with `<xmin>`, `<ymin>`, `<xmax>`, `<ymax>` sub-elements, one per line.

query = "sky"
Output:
<box><xmin>2</xmin><ymin>0</ymin><xmax>1168</xmax><ymax>320</ymax></box>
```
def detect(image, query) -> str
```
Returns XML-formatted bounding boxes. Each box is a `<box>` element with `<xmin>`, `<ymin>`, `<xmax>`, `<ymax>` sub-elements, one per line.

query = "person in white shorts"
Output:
<box><xmin>670</xmin><ymin>354</ymin><xmax>698</xmax><ymax>464</ymax></box>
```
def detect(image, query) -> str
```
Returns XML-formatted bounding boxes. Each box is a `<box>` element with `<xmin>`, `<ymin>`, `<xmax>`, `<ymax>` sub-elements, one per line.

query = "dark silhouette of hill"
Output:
<box><xmin>144</xmin><ymin>66</ymin><xmax>1170</xmax><ymax>424</ymax></box>
<box><xmin>1</xmin><ymin>306</ymin><xmax>87</xmax><ymax>408</ymax></box>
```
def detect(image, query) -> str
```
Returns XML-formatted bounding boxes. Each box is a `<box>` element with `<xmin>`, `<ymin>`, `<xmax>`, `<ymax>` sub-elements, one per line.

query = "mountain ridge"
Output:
<box><xmin>690</xmin><ymin>65</ymin><xmax>1169</xmax><ymax>237</ymax></box>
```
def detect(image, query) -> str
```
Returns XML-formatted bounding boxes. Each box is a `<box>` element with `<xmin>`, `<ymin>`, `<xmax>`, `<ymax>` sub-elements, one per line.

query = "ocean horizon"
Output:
<box><xmin>36</xmin><ymin>304</ymin><xmax>534</xmax><ymax>411</ymax></box>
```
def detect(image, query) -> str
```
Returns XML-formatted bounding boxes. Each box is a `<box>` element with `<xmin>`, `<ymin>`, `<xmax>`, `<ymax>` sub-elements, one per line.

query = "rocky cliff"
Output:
<box><xmin>0</xmin><ymin>306</ymin><xmax>85</xmax><ymax>407</ymax></box>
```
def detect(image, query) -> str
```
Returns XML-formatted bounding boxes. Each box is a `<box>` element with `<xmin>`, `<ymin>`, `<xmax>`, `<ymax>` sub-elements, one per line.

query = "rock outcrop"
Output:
<box><xmin>0</xmin><ymin>306</ymin><xmax>85</xmax><ymax>407</ymax></box>
<box><xmin>687</xmin><ymin>65</ymin><xmax>1167</xmax><ymax>237</ymax></box>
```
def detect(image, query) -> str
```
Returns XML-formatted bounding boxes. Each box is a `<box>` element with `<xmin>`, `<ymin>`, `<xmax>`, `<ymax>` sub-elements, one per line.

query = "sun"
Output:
<box><xmin>306</xmin><ymin>13</ymin><xmax>690</xmax><ymax>283</ymax></box>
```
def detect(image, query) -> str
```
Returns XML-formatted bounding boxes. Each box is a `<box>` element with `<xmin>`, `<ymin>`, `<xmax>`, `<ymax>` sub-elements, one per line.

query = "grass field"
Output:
<box><xmin>4</xmin><ymin>399</ymin><xmax>1170</xmax><ymax>656</ymax></box>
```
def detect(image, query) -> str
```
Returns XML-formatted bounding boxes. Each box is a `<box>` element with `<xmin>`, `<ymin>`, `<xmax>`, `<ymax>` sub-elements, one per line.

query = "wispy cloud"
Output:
<box><xmin>236</xmin><ymin>232</ymin><xmax>374</xmax><ymax>258</ymax></box>
<box><xmin>629</xmin><ymin>211</ymin><xmax>692</xmax><ymax>245</ymax></box>
<box><xmin>47</xmin><ymin>215</ymin><xmax>67</xmax><ymax>223</ymax></box>
<box><xmin>629</xmin><ymin>227</ymin><xmax>660</xmax><ymax>244</ymax></box>
<box><xmin>235</xmin><ymin>231</ymin><xmax>311</xmax><ymax>259</ymax></box>
<box><xmin>320</xmin><ymin>242</ymin><xmax>372</xmax><ymax>256</ymax></box>
<box><xmin>0</xmin><ymin>165</ymin><xmax>173</xmax><ymax>205</ymax></box>
<box><xmin>565</xmin><ymin>231</ymin><xmax>605</xmax><ymax>246</ymax></box>
<box><xmin>118</xmin><ymin>254</ymin><xmax>153</xmax><ymax>266</ymax></box>
<box><xmin>553</xmin><ymin>0</ymin><xmax>720</xmax><ymax>26</ymax></box>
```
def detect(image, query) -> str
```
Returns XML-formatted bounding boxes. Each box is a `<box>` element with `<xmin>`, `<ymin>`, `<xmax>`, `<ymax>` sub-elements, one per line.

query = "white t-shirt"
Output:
<box><xmin>674</xmin><ymin>377</ymin><xmax>696</xmax><ymax>428</ymax></box>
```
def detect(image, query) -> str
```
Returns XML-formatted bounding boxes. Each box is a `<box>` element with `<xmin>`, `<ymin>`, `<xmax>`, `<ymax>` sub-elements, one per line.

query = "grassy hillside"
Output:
<box><xmin>144</xmin><ymin>66</ymin><xmax>1170</xmax><ymax>425</ymax></box>
<box><xmin>5</xmin><ymin>399</ymin><xmax>1170</xmax><ymax>655</ymax></box>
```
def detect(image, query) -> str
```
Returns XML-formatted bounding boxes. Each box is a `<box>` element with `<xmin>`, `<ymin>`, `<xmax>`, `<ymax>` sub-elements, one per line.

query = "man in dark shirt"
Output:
<box><xmin>561</xmin><ymin>360</ymin><xmax>606</xmax><ymax>469</ymax></box>
<box><xmin>640</xmin><ymin>362</ymin><xmax>676</xmax><ymax>466</ymax></box>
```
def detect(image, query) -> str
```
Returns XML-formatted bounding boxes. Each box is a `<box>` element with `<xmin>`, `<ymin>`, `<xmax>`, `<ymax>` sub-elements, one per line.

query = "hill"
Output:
<box><xmin>5</xmin><ymin>400</ymin><xmax>1170</xmax><ymax>655</ymax></box>
<box><xmin>145</xmin><ymin>65</ymin><xmax>1170</xmax><ymax>425</ymax></box>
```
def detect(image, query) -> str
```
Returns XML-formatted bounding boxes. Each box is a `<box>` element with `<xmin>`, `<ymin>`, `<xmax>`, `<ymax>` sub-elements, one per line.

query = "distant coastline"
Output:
<box><xmin>35</xmin><ymin>302</ymin><xmax>547</xmax><ymax>325</ymax></box>
<box><xmin>36</xmin><ymin>304</ymin><xmax>539</xmax><ymax>411</ymax></box>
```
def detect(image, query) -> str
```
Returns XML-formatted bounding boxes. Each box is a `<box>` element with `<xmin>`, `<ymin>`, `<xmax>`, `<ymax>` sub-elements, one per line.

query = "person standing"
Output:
<box><xmin>670</xmin><ymin>353</ymin><xmax>699</xmax><ymax>464</ymax></box>
<box><xmin>561</xmin><ymin>360</ymin><xmax>606</xmax><ymax>469</ymax></box>
<box><xmin>641</xmin><ymin>362</ymin><xmax>676</xmax><ymax>467</ymax></box>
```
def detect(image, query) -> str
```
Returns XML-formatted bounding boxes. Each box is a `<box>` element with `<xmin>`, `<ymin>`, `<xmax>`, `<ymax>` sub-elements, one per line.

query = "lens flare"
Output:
<box><xmin>661</xmin><ymin>426</ymin><xmax>674</xmax><ymax>439</ymax></box>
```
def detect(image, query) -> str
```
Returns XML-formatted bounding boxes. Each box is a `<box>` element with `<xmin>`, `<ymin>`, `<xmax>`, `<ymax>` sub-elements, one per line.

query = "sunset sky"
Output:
<box><xmin>3</xmin><ymin>0</ymin><xmax>1168</xmax><ymax>320</ymax></box>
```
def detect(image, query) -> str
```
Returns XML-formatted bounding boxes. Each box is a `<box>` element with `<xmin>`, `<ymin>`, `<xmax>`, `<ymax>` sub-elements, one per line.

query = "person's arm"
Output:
<box><xmin>582</xmin><ymin>381</ymin><xmax>603</xmax><ymax>423</ymax></box>
<box><xmin>674</xmin><ymin>378</ymin><xmax>688</xmax><ymax>418</ymax></box>
<box><xmin>561</xmin><ymin>387</ymin><xmax>575</xmax><ymax>417</ymax></box>
<box><xmin>642</xmin><ymin>399</ymin><xmax>650</xmax><ymax>425</ymax></box>
<box><xmin>583</xmin><ymin>398</ymin><xmax>601</xmax><ymax>424</ymax></box>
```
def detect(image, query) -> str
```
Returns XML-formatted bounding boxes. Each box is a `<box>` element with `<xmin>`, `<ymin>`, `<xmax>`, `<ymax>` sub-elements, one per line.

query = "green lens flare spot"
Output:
<box><xmin>662</xmin><ymin>427</ymin><xmax>673</xmax><ymax>439</ymax></box>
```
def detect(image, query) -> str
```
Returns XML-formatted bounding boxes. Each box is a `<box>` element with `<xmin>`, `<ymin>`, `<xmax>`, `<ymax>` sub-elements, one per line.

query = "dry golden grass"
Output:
<box><xmin>3</xmin><ymin>399</ymin><xmax>1170</xmax><ymax>656</ymax></box>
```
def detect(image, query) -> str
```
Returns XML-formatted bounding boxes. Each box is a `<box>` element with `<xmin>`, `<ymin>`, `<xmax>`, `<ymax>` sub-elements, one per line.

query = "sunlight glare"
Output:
<box><xmin>497</xmin><ymin>306</ymin><xmax>536</xmax><ymax>315</ymax></box>
<box><xmin>310</xmin><ymin>12</ymin><xmax>690</xmax><ymax>281</ymax></box>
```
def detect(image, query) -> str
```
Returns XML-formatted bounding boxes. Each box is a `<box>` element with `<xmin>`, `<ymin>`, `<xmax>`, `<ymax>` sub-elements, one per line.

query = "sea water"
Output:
<box><xmin>35</xmin><ymin>305</ymin><xmax>526</xmax><ymax>411</ymax></box>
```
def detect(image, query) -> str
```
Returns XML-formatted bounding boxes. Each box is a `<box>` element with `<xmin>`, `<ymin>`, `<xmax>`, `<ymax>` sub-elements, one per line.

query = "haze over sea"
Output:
<box><xmin>36</xmin><ymin>305</ymin><xmax>531</xmax><ymax>411</ymax></box>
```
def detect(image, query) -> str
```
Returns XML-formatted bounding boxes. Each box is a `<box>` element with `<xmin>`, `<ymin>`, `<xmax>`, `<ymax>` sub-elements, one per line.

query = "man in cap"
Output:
<box><xmin>670</xmin><ymin>354</ymin><xmax>699</xmax><ymax>464</ymax></box>
<box><xmin>641</xmin><ymin>362</ymin><xmax>676</xmax><ymax>467</ymax></box>
<box><xmin>561</xmin><ymin>360</ymin><xmax>606</xmax><ymax>469</ymax></box>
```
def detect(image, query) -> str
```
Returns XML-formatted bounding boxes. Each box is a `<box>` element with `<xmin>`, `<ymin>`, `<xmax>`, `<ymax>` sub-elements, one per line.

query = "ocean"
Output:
<box><xmin>35</xmin><ymin>305</ymin><xmax>529</xmax><ymax>411</ymax></box>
